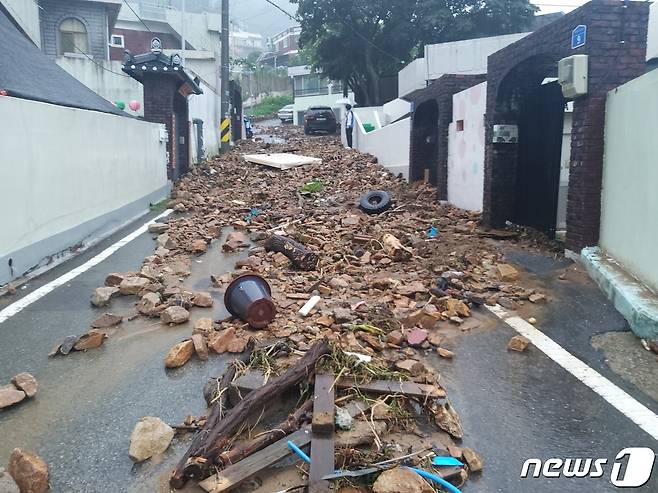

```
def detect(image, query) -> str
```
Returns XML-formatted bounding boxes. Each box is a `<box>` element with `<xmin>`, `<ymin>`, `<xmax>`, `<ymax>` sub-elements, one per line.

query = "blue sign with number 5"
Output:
<box><xmin>572</xmin><ymin>25</ymin><xmax>587</xmax><ymax>49</ymax></box>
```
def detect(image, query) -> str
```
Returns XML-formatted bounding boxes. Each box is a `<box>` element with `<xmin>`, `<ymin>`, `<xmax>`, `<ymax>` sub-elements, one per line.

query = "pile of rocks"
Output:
<box><xmin>100</xmin><ymin>125</ymin><xmax>552</xmax><ymax>491</ymax></box>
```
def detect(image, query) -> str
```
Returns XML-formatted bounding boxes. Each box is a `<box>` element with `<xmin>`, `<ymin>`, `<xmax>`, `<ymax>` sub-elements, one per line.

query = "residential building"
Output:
<box><xmin>229</xmin><ymin>24</ymin><xmax>264</xmax><ymax>59</ymax></box>
<box><xmin>0</xmin><ymin>6</ymin><xmax>168</xmax><ymax>285</ymax></box>
<box><xmin>33</xmin><ymin>0</ymin><xmax>228</xmax><ymax>159</ymax></box>
<box><xmin>38</xmin><ymin>0</ymin><xmax>122</xmax><ymax>60</ymax></box>
<box><xmin>259</xmin><ymin>25</ymin><xmax>300</xmax><ymax>67</ymax></box>
<box><xmin>0</xmin><ymin>0</ymin><xmax>40</xmax><ymax>46</ymax></box>
<box><xmin>287</xmin><ymin>65</ymin><xmax>351</xmax><ymax>125</ymax></box>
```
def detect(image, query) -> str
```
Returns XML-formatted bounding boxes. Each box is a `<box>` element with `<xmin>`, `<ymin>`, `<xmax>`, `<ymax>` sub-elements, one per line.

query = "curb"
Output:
<box><xmin>581</xmin><ymin>247</ymin><xmax>658</xmax><ymax>340</ymax></box>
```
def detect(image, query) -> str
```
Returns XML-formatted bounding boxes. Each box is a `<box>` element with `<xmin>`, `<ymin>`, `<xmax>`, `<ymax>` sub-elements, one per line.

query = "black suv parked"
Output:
<box><xmin>303</xmin><ymin>106</ymin><xmax>337</xmax><ymax>134</ymax></box>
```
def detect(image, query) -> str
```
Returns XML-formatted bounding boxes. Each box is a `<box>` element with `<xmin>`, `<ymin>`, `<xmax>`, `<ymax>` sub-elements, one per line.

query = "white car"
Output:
<box><xmin>277</xmin><ymin>104</ymin><xmax>294</xmax><ymax>123</ymax></box>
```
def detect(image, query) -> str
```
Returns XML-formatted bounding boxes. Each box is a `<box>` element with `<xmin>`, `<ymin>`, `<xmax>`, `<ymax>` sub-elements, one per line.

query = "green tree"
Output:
<box><xmin>291</xmin><ymin>0</ymin><xmax>537</xmax><ymax>106</ymax></box>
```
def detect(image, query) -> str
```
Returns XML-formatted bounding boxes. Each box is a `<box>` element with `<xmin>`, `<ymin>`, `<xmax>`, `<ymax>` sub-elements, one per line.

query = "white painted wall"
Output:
<box><xmin>0</xmin><ymin>96</ymin><xmax>168</xmax><ymax>282</ymax></box>
<box><xmin>54</xmin><ymin>56</ymin><xmax>144</xmax><ymax>115</ymax></box>
<box><xmin>647</xmin><ymin>2</ymin><xmax>658</xmax><ymax>61</ymax></box>
<box><xmin>398</xmin><ymin>58</ymin><xmax>427</xmax><ymax>97</ymax></box>
<box><xmin>600</xmin><ymin>69</ymin><xmax>658</xmax><ymax>293</ymax></box>
<box><xmin>382</xmin><ymin>99</ymin><xmax>411</xmax><ymax>124</ymax></box>
<box><xmin>354</xmin><ymin>107</ymin><xmax>384</xmax><ymax>130</ymax></box>
<box><xmin>353</xmin><ymin>117</ymin><xmax>411</xmax><ymax>179</ymax></box>
<box><xmin>447</xmin><ymin>82</ymin><xmax>486</xmax><ymax>211</ymax></box>
<box><xmin>55</xmin><ymin>55</ymin><xmax>223</xmax><ymax>159</ymax></box>
<box><xmin>182</xmin><ymin>57</ymin><xmax>221</xmax><ymax>159</ymax></box>
<box><xmin>425</xmin><ymin>33</ymin><xmax>528</xmax><ymax>81</ymax></box>
<box><xmin>0</xmin><ymin>0</ymin><xmax>40</xmax><ymax>47</ymax></box>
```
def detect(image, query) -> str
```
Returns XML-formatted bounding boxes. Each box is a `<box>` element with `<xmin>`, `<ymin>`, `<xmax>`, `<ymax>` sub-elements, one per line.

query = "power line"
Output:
<box><xmin>261</xmin><ymin>0</ymin><xmax>402</xmax><ymax>63</ymax></box>
<box><xmin>262</xmin><ymin>0</ymin><xmax>297</xmax><ymax>21</ymax></box>
<box><xmin>123</xmin><ymin>0</ymin><xmax>153</xmax><ymax>33</ymax></box>
<box><xmin>72</xmin><ymin>43</ymin><xmax>131</xmax><ymax>77</ymax></box>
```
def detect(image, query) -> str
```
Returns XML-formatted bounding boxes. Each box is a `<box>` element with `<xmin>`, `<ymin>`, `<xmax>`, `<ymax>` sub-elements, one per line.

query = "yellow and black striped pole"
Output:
<box><xmin>220</xmin><ymin>117</ymin><xmax>231</xmax><ymax>147</ymax></box>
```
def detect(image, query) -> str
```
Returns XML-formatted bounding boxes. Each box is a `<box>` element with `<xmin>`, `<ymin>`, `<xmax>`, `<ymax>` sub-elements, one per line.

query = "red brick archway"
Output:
<box><xmin>482</xmin><ymin>0</ymin><xmax>649</xmax><ymax>252</ymax></box>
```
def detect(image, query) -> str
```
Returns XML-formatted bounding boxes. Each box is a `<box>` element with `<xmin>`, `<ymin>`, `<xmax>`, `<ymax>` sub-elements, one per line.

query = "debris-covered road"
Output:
<box><xmin>0</xmin><ymin>124</ymin><xmax>657</xmax><ymax>492</ymax></box>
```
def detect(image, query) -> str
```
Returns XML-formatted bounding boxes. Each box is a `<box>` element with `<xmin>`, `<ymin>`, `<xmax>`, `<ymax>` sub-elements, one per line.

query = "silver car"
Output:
<box><xmin>278</xmin><ymin>104</ymin><xmax>294</xmax><ymax>123</ymax></box>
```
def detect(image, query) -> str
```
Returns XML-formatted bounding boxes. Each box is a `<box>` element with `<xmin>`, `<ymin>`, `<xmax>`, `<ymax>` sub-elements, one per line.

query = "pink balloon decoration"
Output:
<box><xmin>129</xmin><ymin>100</ymin><xmax>141</xmax><ymax>111</ymax></box>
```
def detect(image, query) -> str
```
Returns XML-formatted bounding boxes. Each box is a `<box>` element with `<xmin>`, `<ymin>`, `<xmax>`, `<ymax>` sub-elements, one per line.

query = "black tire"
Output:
<box><xmin>304</xmin><ymin>127</ymin><xmax>311</xmax><ymax>135</ymax></box>
<box><xmin>359</xmin><ymin>190</ymin><xmax>392</xmax><ymax>214</ymax></box>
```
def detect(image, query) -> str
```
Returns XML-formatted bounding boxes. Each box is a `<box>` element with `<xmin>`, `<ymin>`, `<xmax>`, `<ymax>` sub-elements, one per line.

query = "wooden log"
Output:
<box><xmin>176</xmin><ymin>342</ymin><xmax>256</xmax><ymax>487</ymax></box>
<box><xmin>382</xmin><ymin>233</ymin><xmax>412</xmax><ymax>261</ymax></box>
<box><xmin>264</xmin><ymin>235</ymin><xmax>319</xmax><ymax>271</ymax></box>
<box><xmin>199</xmin><ymin>399</ymin><xmax>374</xmax><ymax>493</ymax></box>
<box><xmin>309</xmin><ymin>374</ymin><xmax>335</xmax><ymax>493</ymax></box>
<box><xmin>199</xmin><ymin>427</ymin><xmax>312</xmax><ymax>493</ymax></box>
<box><xmin>217</xmin><ymin>398</ymin><xmax>313</xmax><ymax>467</ymax></box>
<box><xmin>170</xmin><ymin>340</ymin><xmax>331</xmax><ymax>488</ymax></box>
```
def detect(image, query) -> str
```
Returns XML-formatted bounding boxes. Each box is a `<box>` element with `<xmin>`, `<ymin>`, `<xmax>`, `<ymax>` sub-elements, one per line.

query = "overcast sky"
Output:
<box><xmin>231</xmin><ymin>0</ymin><xmax>591</xmax><ymax>38</ymax></box>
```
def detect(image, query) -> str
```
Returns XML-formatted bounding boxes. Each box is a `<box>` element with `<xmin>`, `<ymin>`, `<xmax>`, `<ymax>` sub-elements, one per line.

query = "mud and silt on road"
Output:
<box><xmin>2</xmin><ymin>125</ymin><xmax>556</xmax><ymax>492</ymax></box>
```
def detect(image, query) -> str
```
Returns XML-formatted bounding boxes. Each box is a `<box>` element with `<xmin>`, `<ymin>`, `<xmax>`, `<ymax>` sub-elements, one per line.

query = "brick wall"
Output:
<box><xmin>407</xmin><ymin>74</ymin><xmax>486</xmax><ymax>199</ymax></box>
<box><xmin>482</xmin><ymin>0</ymin><xmax>649</xmax><ymax>251</ymax></box>
<box><xmin>39</xmin><ymin>0</ymin><xmax>108</xmax><ymax>59</ymax></box>
<box><xmin>142</xmin><ymin>74</ymin><xmax>177</xmax><ymax>179</ymax></box>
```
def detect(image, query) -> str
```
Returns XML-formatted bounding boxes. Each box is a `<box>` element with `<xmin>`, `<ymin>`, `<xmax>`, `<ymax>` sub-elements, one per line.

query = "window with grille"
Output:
<box><xmin>59</xmin><ymin>18</ymin><xmax>88</xmax><ymax>55</ymax></box>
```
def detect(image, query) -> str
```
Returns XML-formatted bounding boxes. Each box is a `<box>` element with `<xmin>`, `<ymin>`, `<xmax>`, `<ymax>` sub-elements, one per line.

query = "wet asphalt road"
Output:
<box><xmin>0</xmin><ymin>211</ymin><xmax>657</xmax><ymax>492</ymax></box>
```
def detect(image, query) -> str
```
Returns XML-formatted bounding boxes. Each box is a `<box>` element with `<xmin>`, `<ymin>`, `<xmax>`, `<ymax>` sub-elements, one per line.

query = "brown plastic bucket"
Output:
<box><xmin>224</xmin><ymin>273</ymin><xmax>276</xmax><ymax>329</ymax></box>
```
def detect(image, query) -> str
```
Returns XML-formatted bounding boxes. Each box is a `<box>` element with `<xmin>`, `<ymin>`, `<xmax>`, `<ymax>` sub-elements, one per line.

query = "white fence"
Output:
<box><xmin>0</xmin><ymin>96</ymin><xmax>169</xmax><ymax>284</ymax></box>
<box><xmin>398</xmin><ymin>58</ymin><xmax>427</xmax><ymax>98</ymax></box>
<box><xmin>599</xmin><ymin>69</ymin><xmax>658</xmax><ymax>293</ymax></box>
<box><xmin>353</xmin><ymin>116</ymin><xmax>411</xmax><ymax>179</ymax></box>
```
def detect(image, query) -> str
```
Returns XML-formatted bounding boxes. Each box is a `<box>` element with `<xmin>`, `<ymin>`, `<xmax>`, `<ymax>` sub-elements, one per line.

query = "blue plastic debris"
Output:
<box><xmin>432</xmin><ymin>456</ymin><xmax>464</xmax><ymax>467</ymax></box>
<box><xmin>287</xmin><ymin>440</ymin><xmax>311</xmax><ymax>463</ymax></box>
<box><xmin>244</xmin><ymin>208</ymin><xmax>260</xmax><ymax>223</ymax></box>
<box><xmin>406</xmin><ymin>467</ymin><xmax>462</xmax><ymax>493</ymax></box>
<box><xmin>427</xmin><ymin>225</ymin><xmax>438</xmax><ymax>239</ymax></box>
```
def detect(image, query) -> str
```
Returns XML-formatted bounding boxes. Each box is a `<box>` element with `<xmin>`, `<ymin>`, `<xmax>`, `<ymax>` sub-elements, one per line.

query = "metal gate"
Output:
<box><xmin>514</xmin><ymin>81</ymin><xmax>565</xmax><ymax>236</ymax></box>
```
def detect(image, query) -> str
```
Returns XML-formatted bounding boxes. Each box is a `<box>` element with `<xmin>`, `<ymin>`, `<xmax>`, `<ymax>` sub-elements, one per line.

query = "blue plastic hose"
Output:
<box><xmin>406</xmin><ymin>467</ymin><xmax>463</xmax><ymax>493</ymax></box>
<box><xmin>287</xmin><ymin>441</ymin><xmax>311</xmax><ymax>463</ymax></box>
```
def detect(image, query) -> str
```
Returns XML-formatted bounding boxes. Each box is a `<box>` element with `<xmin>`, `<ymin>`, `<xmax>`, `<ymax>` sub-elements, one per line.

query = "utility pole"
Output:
<box><xmin>220</xmin><ymin>0</ymin><xmax>230</xmax><ymax>151</ymax></box>
<box><xmin>181</xmin><ymin>0</ymin><xmax>186</xmax><ymax>65</ymax></box>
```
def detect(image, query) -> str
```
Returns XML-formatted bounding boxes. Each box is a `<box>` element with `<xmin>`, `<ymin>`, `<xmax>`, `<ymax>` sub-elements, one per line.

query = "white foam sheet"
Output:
<box><xmin>243</xmin><ymin>153</ymin><xmax>322</xmax><ymax>170</ymax></box>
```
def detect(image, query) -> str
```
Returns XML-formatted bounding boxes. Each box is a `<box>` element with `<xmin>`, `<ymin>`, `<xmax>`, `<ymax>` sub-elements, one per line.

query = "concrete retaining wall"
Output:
<box><xmin>353</xmin><ymin>116</ymin><xmax>411</xmax><ymax>179</ymax></box>
<box><xmin>0</xmin><ymin>96</ymin><xmax>169</xmax><ymax>284</ymax></box>
<box><xmin>600</xmin><ymin>68</ymin><xmax>658</xmax><ymax>294</ymax></box>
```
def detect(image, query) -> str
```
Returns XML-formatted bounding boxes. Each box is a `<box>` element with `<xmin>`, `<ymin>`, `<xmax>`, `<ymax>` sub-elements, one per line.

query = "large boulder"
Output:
<box><xmin>372</xmin><ymin>467</ymin><xmax>433</xmax><ymax>493</ymax></box>
<box><xmin>137</xmin><ymin>292</ymin><xmax>162</xmax><ymax>317</ymax></box>
<box><xmin>119</xmin><ymin>277</ymin><xmax>150</xmax><ymax>295</ymax></box>
<box><xmin>160</xmin><ymin>306</ymin><xmax>190</xmax><ymax>325</ymax></box>
<box><xmin>164</xmin><ymin>340</ymin><xmax>195</xmax><ymax>368</ymax></box>
<box><xmin>128</xmin><ymin>417</ymin><xmax>174</xmax><ymax>462</ymax></box>
<box><xmin>0</xmin><ymin>385</ymin><xmax>25</xmax><ymax>410</ymax></box>
<box><xmin>73</xmin><ymin>330</ymin><xmax>106</xmax><ymax>351</ymax></box>
<box><xmin>192</xmin><ymin>292</ymin><xmax>214</xmax><ymax>308</ymax></box>
<box><xmin>90</xmin><ymin>287</ymin><xmax>119</xmax><ymax>307</ymax></box>
<box><xmin>6</xmin><ymin>449</ymin><xmax>49</xmax><ymax>493</ymax></box>
<box><xmin>10</xmin><ymin>373</ymin><xmax>37</xmax><ymax>398</ymax></box>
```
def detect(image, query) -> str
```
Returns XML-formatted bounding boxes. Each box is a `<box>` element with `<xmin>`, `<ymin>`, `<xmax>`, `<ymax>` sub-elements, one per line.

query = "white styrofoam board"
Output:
<box><xmin>243</xmin><ymin>153</ymin><xmax>321</xmax><ymax>170</ymax></box>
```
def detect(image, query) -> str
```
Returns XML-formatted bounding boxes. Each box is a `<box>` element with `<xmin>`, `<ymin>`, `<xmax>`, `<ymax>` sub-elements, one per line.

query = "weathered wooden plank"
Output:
<box><xmin>309</xmin><ymin>374</ymin><xmax>335</xmax><ymax>493</ymax></box>
<box><xmin>172</xmin><ymin>340</ymin><xmax>330</xmax><ymax>488</ymax></box>
<box><xmin>199</xmin><ymin>398</ymin><xmax>373</xmax><ymax>493</ymax></box>
<box><xmin>198</xmin><ymin>427</ymin><xmax>312</xmax><ymax>493</ymax></box>
<box><xmin>335</xmin><ymin>377</ymin><xmax>446</xmax><ymax>399</ymax></box>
